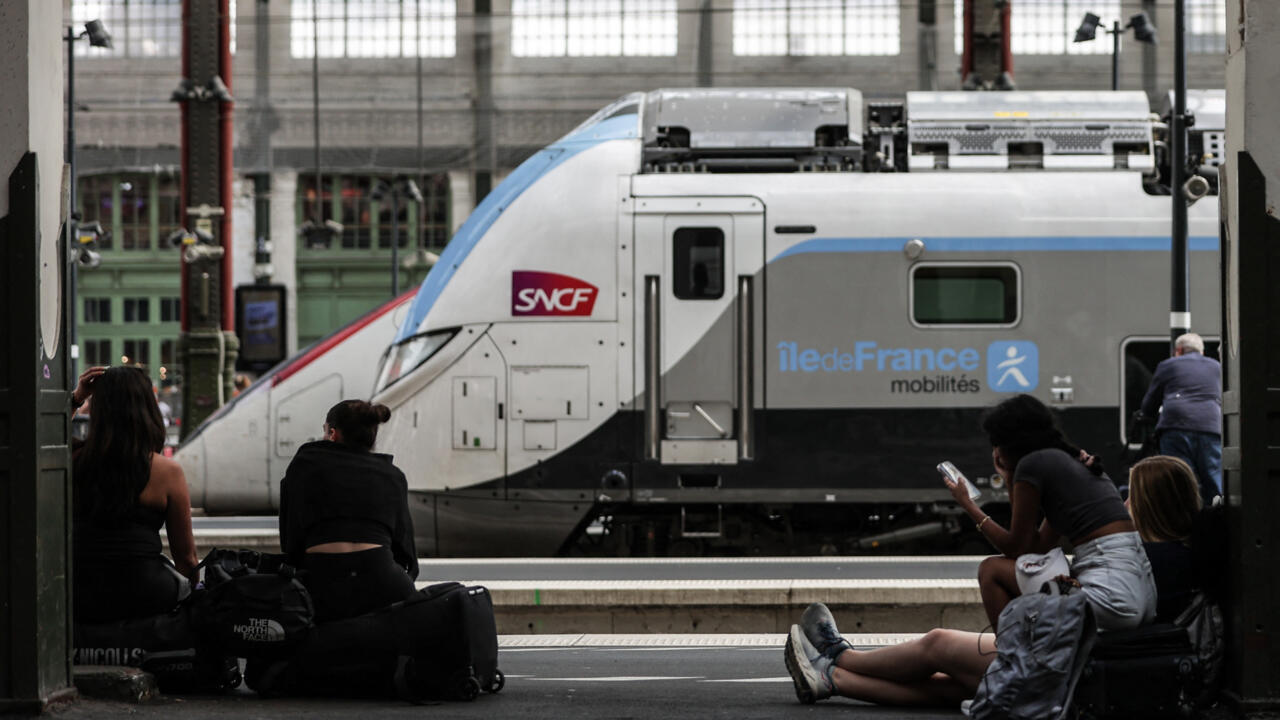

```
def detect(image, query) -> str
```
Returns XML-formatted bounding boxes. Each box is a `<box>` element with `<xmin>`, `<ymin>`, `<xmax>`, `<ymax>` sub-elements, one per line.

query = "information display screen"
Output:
<box><xmin>235</xmin><ymin>285</ymin><xmax>287</xmax><ymax>370</ymax></box>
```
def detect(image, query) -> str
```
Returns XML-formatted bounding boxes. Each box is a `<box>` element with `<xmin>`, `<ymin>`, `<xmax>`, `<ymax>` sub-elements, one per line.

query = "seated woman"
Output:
<box><xmin>959</xmin><ymin>394</ymin><xmax>1155</xmax><ymax>632</ymax></box>
<box><xmin>72</xmin><ymin>366</ymin><xmax>198</xmax><ymax>624</ymax></box>
<box><xmin>1127</xmin><ymin>455</ymin><xmax>1201</xmax><ymax>622</ymax></box>
<box><xmin>783</xmin><ymin>448</ymin><xmax>1201</xmax><ymax>707</ymax></box>
<box><xmin>278</xmin><ymin>399</ymin><xmax>418</xmax><ymax>622</ymax></box>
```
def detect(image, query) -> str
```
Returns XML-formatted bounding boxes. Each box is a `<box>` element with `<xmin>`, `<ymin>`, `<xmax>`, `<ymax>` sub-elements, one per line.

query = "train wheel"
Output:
<box><xmin>487</xmin><ymin>670</ymin><xmax>505</xmax><ymax>693</ymax></box>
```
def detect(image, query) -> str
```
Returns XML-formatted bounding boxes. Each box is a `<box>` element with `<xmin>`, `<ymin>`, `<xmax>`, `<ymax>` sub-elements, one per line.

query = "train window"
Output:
<box><xmin>1121</xmin><ymin>336</ymin><xmax>1221</xmax><ymax>446</ymax></box>
<box><xmin>673</xmin><ymin>227</ymin><xmax>724</xmax><ymax>300</ymax></box>
<box><xmin>911</xmin><ymin>264</ymin><xmax>1019</xmax><ymax>326</ymax></box>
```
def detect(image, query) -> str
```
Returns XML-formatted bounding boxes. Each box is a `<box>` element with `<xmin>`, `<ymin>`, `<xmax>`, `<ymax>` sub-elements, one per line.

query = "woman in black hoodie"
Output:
<box><xmin>279</xmin><ymin>399</ymin><xmax>418</xmax><ymax>621</ymax></box>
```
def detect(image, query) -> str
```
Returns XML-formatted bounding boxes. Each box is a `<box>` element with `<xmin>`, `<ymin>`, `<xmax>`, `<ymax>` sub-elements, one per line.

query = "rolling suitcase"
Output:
<box><xmin>1072</xmin><ymin>623</ymin><xmax>1203</xmax><ymax>719</ymax></box>
<box><xmin>247</xmin><ymin>581</ymin><xmax>503</xmax><ymax>702</ymax></box>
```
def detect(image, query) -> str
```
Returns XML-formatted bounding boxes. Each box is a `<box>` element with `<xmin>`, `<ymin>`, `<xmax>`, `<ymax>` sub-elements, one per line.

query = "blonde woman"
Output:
<box><xmin>1127</xmin><ymin>455</ymin><xmax>1202</xmax><ymax>621</ymax></box>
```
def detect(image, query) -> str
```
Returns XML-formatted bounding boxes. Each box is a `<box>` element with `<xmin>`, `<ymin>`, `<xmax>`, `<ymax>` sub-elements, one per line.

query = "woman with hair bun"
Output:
<box><xmin>947</xmin><ymin>394</ymin><xmax>1156</xmax><ymax>632</ymax></box>
<box><xmin>278</xmin><ymin>399</ymin><xmax>418</xmax><ymax>621</ymax></box>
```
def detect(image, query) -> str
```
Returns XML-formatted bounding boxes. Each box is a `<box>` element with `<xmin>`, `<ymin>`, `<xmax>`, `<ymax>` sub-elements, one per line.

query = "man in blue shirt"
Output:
<box><xmin>1140</xmin><ymin>333</ymin><xmax>1222</xmax><ymax>504</ymax></box>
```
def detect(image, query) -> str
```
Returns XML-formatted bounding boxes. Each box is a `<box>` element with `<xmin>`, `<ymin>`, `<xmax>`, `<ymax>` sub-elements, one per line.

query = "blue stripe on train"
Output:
<box><xmin>774</xmin><ymin>235</ymin><xmax>1219</xmax><ymax>259</ymax></box>
<box><xmin>394</xmin><ymin>113</ymin><xmax>640</xmax><ymax>343</ymax></box>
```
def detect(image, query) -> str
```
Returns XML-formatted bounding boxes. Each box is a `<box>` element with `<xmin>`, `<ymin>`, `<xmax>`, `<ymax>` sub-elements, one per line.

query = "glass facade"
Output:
<box><xmin>71</xmin><ymin>0</ymin><xmax>236</xmax><ymax>57</ymax></box>
<box><xmin>290</xmin><ymin>0</ymin><xmax>457</xmax><ymax>58</ymax></box>
<box><xmin>733</xmin><ymin>0</ymin><xmax>900</xmax><ymax>56</ymax></box>
<box><xmin>512</xmin><ymin>0</ymin><xmax>679</xmax><ymax>57</ymax></box>
<box><xmin>954</xmin><ymin>0</ymin><xmax>1121</xmax><ymax>56</ymax></box>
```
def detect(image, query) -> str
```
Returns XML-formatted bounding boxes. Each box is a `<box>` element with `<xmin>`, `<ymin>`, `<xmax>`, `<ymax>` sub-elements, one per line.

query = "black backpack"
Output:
<box><xmin>193</xmin><ymin>548</ymin><xmax>315</xmax><ymax>659</ymax></box>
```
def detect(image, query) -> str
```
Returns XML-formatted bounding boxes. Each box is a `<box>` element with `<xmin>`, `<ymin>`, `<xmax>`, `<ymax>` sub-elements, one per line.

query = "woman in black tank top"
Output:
<box><xmin>72</xmin><ymin>366</ymin><xmax>198</xmax><ymax>623</ymax></box>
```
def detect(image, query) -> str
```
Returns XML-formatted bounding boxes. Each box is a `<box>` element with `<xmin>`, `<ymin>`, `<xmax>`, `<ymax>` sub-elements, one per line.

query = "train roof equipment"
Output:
<box><xmin>902</xmin><ymin>90</ymin><xmax>1156</xmax><ymax>173</ymax></box>
<box><xmin>641</xmin><ymin>87</ymin><xmax>863</xmax><ymax>174</ymax></box>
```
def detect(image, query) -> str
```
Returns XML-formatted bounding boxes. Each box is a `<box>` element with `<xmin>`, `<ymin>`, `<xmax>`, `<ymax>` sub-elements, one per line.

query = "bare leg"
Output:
<box><xmin>834</xmin><ymin>629</ymin><xmax>996</xmax><ymax>690</ymax></box>
<box><xmin>978</xmin><ymin>556</ymin><xmax>1020</xmax><ymax>631</ymax></box>
<box><xmin>830</xmin><ymin>669</ymin><xmax>974</xmax><ymax>707</ymax></box>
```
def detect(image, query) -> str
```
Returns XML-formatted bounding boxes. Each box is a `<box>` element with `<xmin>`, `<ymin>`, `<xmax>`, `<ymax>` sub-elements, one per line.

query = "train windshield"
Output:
<box><xmin>374</xmin><ymin>328</ymin><xmax>457</xmax><ymax>393</ymax></box>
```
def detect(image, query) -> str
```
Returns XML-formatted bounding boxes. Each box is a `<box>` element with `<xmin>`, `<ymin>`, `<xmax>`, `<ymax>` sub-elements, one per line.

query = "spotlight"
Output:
<box><xmin>1073</xmin><ymin>12</ymin><xmax>1101</xmax><ymax>43</ymax></box>
<box><xmin>1128</xmin><ymin>11</ymin><xmax>1158</xmax><ymax>44</ymax></box>
<box><xmin>76</xmin><ymin>248</ymin><xmax>102</xmax><ymax>269</ymax></box>
<box><xmin>398</xmin><ymin>178</ymin><xmax>424</xmax><ymax>203</ymax></box>
<box><xmin>84</xmin><ymin>19</ymin><xmax>113</xmax><ymax>49</ymax></box>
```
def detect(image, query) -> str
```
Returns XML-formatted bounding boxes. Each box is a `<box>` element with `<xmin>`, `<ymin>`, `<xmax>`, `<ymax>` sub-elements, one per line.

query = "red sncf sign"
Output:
<box><xmin>511</xmin><ymin>271</ymin><xmax>598</xmax><ymax>317</ymax></box>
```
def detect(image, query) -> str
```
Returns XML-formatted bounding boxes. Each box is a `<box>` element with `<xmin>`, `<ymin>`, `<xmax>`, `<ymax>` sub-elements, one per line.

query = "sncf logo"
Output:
<box><xmin>512</xmin><ymin>271</ymin><xmax>598</xmax><ymax>317</ymax></box>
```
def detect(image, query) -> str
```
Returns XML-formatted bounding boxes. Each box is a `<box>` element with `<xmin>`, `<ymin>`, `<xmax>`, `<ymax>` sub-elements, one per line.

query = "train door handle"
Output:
<box><xmin>693</xmin><ymin>403</ymin><xmax>728</xmax><ymax>438</ymax></box>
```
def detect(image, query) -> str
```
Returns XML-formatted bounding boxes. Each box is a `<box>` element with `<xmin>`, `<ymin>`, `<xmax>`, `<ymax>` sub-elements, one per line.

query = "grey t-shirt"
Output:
<box><xmin>1014</xmin><ymin>448</ymin><xmax>1130</xmax><ymax>541</ymax></box>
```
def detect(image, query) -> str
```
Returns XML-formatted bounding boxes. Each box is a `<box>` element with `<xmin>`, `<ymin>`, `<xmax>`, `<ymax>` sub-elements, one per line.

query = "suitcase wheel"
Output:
<box><xmin>455</xmin><ymin>674</ymin><xmax>481</xmax><ymax>701</ymax></box>
<box><xmin>486</xmin><ymin>670</ymin><xmax>505</xmax><ymax>694</ymax></box>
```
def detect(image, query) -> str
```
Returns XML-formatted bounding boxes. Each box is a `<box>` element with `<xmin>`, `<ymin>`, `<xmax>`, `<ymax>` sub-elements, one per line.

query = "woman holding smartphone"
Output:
<box><xmin>949</xmin><ymin>393</ymin><xmax>1156</xmax><ymax>632</ymax></box>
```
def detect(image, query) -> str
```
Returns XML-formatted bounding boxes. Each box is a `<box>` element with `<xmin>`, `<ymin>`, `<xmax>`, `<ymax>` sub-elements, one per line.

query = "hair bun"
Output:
<box><xmin>373</xmin><ymin>403</ymin><xmax>391</xmax><ymax>423</ymax></box>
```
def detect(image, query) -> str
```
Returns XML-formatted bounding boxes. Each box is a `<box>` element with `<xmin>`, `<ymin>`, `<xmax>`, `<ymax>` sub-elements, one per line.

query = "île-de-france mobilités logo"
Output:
<box><xmin>987</xmin><ymin>341</ymin><xmax>1039</xmax><ymax>392</ymax></box>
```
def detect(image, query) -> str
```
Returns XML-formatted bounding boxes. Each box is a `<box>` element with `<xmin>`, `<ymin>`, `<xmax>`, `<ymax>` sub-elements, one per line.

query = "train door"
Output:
<box><xmin>633</xmin><ymin>197</ymin><xmax>764</xmax><ymax>471</ymax></box>
<box><xmin>273</xmin><ymin>373</ymin><xmax>343</xmax><ymax>458</ymax></box>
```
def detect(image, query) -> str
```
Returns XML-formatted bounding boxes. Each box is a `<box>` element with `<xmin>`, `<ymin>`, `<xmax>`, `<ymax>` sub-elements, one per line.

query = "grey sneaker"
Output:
<box><xmin>784</xmin><ymin>624</ymin><xmax>834</xmax><ymax>703</ymax></box>
<box><xmin>800</xmin><ymin>602</ymin><xmax>852</xmax><ymax>656</ymax></box>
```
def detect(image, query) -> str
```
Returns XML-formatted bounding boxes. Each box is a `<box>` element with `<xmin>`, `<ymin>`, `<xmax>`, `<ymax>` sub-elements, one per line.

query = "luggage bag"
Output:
<box><xmin>193</xmin><ymin>548</ymin><xmax>315</xmax><ymax>660</ymax></box>
<box><xmin>247</xmin><ymin>581</ymin><xmax>503</xmax><ymax>702</ymax></box>
<box><xmin>1072</xmin><ymin>623</ymin><xmax>1202</xmax><ymax>719</ymax></box>
<box><xmin>73</xmin><ymin>605</ymin><xmax>242</xmax><ymax>693</ymax></box>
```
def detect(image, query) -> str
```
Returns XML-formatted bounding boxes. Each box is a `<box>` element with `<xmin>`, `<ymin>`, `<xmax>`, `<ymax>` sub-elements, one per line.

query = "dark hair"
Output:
<box><xmin>73</xmin><ymin>366</ymin><xmax>167</xmax><ymax>522</ymax></box>
<box><xmin>325</xmin><ymin>399</ymin><xmax>392</xmax><ymax>451</ymax></box>
<box><xmin>980</xmin><ymin>394</ymin><xmax>1103</xmax><ymax>476</ymax></box>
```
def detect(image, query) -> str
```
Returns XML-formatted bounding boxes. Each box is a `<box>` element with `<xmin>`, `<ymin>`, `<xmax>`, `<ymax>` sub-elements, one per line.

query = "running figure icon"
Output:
<box><xmin>987</xmin><ymin>341</ymin><xmax>1039</xmax><ymax>392</ymax></box>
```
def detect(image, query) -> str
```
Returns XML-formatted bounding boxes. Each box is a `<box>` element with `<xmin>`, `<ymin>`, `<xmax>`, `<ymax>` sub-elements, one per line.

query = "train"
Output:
<box><xmin>178</xmin><ymin>87</ymin><xmax>1225</xmax><ymax>557</ymax></box>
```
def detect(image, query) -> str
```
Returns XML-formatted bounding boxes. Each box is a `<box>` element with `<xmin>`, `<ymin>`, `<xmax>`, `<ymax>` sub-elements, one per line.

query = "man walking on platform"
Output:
<box><xmin>1141</xmin><ymin>333</ymin><xmax>1223</xmax><ymax>504</ymax></box>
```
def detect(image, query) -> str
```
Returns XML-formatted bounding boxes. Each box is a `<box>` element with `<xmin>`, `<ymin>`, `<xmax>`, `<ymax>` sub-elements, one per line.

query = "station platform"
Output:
<box><xmin>180</xmin><ymin>519</ymin><xmax>987</xmax><ymax>634</ymax></box>
<box><xmin>66</xmin><ymin>634</ymin><xmax>974</xmax><ymax>720</ymax></box>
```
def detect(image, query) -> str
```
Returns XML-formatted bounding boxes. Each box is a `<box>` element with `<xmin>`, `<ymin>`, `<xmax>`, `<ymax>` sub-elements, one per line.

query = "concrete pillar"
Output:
<box><xmin>1221</xmin><ymin>0</ymin><xmax>1280</xmax><ymax>710</ymax></box>
<box><xmin>0</xmin><ymin>0</ymin><xmax>74</xmax><ymax>710</ymax></box>
<box><xmin>231</xmin><ymin>175</ymin><xmax>256</xmax><ymax>290</ymax></box>
<box><xmin>270</xmin><ymin>169</ymin><xmax>299</xmax><ymax>355</ymax></box>
<box><xmin>448</xmin><ymin>169</ymin><xmax>473</xmax><ymax>232</ymax></box>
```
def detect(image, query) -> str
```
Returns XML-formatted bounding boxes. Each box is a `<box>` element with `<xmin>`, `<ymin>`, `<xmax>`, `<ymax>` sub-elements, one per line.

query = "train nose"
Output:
<box><xmin>174</xmin><ymin>434</ymin><xmax>207</xmax><ymax>510</ymax></box>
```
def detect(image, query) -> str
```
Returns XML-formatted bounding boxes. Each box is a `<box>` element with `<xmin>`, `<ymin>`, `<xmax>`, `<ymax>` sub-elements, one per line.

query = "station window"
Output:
<box><xmin>124</xmin><ymin>297</ymin><xmax>151</xmax><ymax>323</ymax></box>
<box><xmin>733</xmin><ymin>0</ymin><xmax>900</xmax><ymax>56</ymax></box>
<box><xmin>911</xmin><ymin>264</ymin><xmax>1018</xmax><ymax>326</ymax></box>
<box><xmin>160</xmin><ymin>297</ymin><xmax>181</xmax><ymax>323</ymax></box>
<box><xmin>289</xmin><ymin>0</ymin><xmax>456</xmax><ymax>58</ymax></box>
<box><xmin>83</xmin><ymin>339</ymin><xmax>112</xmax><ymax>366</ymax></box>
<box><xmin>78</xmin><ymin>172</ymin><xmax>182</xmax><ymax>252</ymax></box>
<box><xmin>84</xmin><ymin>298</ymin><xmax>112</xmax><ymax>323</ymax></box>
<box><xmin>159</xmin><ymin>339</ymin><xmax>180</xmax><ymax>380</ymax></box>
<box><xmin>672</xmin><ymin>227</ymin><xmax>724</xmax><ymax>300</ymax></box>
<box><xmin>1186</xmin><ymin>0</ymin><xmax>1226</xmax><ymax>54</ymax></box>
<box><xmin>70</xmin><ymin>0</ymin><xmax>235</xmax><ymax>58</ymax></box>
<box><xmin>121</xmin><ymin>339</ymin><xmax>151</xmax><ymax>367</ymax></box>
<box><xmin>953</xmin><ymin>0</ymin><xmax>1119</xmax><ymax>56</ymax></box>
<box><xmin>512</xmin><ymin>0</ymin><xmax>678</xmax><ymax>57</ymax></box>
<box><xmin>1121</xmin><ymin>337</ymin><xmax>1221</xmax><ymax>445</ymax></box>
<box><xmin>298</xmin><ymin>173</ymin><xmax>452</xmax><ymax>252</ymax></box>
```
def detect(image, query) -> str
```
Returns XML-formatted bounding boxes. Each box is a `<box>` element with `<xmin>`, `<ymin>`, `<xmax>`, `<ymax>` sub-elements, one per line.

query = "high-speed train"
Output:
<box><xmin>181</xmin><ymin>87</ymin><xmax>1224</xmax><ymax>557</ymax></box>
<box><xmin>179</xmin><ymin>291</ymin><xmax>416</xmax><ymax>510</ymax></box>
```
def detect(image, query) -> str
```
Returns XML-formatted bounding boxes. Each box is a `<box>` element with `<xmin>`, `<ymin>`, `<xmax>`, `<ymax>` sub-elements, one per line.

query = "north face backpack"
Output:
<box><xmin>969</xmin><ymin>591</ymin><xmax>1098</xmax><ymax>720</ymax></box>
<box><xmin>193</xmin><ymin>549</ymin><xmax>314</xmax><ymax>659</ymax></box>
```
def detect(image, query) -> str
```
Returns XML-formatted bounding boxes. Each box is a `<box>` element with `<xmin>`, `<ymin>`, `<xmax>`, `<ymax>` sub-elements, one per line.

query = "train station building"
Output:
<box><xmin>65</xmin><ymin>0</ymin><xmax>1228</xmax><ymax>378</ymax></box>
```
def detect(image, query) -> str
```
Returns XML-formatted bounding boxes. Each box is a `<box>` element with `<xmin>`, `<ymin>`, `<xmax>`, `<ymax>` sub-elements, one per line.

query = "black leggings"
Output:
<box><xmin>74</xmin><ymin>556</ymin><xmax>188</xmax><ymax>624</ymax></box>
<box><xmin>302</xmin><ymin>546</ymin><xmax>417</xmax><ymax>623</ymax></box>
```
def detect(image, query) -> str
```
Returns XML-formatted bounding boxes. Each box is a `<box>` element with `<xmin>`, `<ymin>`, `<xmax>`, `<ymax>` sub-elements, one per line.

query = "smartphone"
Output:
<box><xmin>937</xmin><ymin>461</ymin><xmax>982</xmax><ymax>502</ymax></box>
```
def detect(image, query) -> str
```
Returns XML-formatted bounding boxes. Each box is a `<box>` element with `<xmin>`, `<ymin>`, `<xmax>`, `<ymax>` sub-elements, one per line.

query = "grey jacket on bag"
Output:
<box><xmin>969</xmin><ymin>592</ymin><xmax>1098</xmax><ymax>720</ymax></box>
